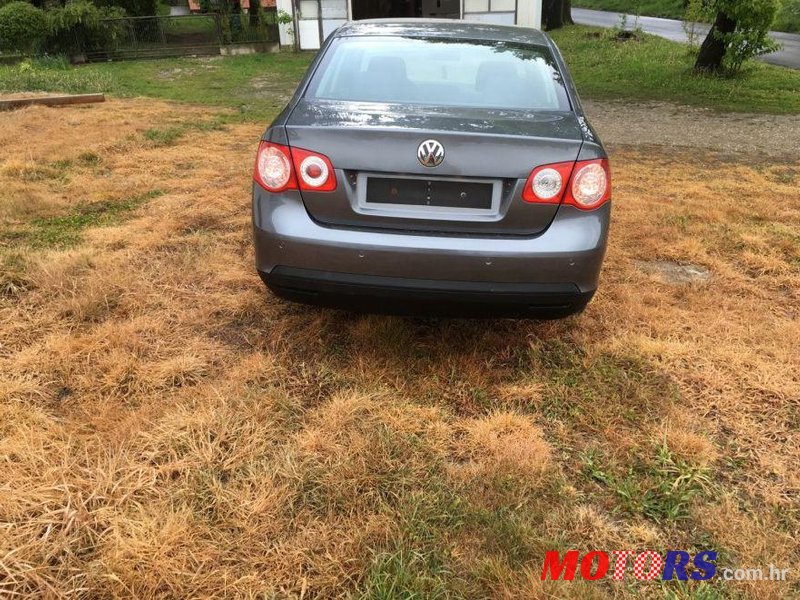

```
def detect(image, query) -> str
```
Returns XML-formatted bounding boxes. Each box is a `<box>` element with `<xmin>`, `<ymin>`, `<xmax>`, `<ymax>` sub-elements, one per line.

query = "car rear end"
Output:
<box><xmin>252</xmin><ymin>21</ymin><xmax>610</xmax><ymax>318</ymax></box>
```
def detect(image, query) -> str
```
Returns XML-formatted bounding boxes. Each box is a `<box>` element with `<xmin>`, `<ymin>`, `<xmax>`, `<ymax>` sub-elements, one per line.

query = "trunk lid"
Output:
<box><xmin>285</xmin><ymin>99</ymin><xmax>585</xmax><ymax>235</ymax></box>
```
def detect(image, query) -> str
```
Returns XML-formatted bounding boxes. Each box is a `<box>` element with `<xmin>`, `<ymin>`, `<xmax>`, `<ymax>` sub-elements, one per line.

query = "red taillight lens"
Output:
<box><xmin>522</xmin><ymin>158</ymin><xmax>610</xmax><ymax>210</ymax></box>
<box><xmin>253</xmin><ymin>142</ymin><xmax>337</xmax><ymax>193</ymax></box>
<box><xmin>254</xmin><ymin>141</ymin><xmax>296</xmax><ymax>192</ymax></box>
<box><xmin>290</xmin><ymin>147</ymin><xmax>336</xmax><ymax>192</ymax></box>
<box><xmin>567</xmin><ymin>159</ymin><xmax>611</xmax><ymax>210</ymax></box>
<box><xmin>522</xmin><ymin>161</ymin><xmax>575</xmax><ymax>203</ymax></box>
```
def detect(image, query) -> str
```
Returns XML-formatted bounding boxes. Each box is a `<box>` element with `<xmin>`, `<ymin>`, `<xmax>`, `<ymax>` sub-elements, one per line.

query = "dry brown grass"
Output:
<box><xmin>1</xmin><ymin>99</ymin><xmax>799</xmax><ymax>599</ymax></box>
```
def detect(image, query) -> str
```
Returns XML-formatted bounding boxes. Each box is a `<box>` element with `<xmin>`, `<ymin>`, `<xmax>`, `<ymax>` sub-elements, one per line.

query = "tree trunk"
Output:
<box><xmin>561</xmin><ymin>0</ymin><xmax>573</xmax><ymax>26</ymax></box>
<box><xmin>694</xmin><ymin>10</ymin><xmax>737</xmax><ymax>72</ymax></box>
<box><xmin>542</xmin><ymin>0</ymin><xmax>565</xmax><ymax>30</ymax></box>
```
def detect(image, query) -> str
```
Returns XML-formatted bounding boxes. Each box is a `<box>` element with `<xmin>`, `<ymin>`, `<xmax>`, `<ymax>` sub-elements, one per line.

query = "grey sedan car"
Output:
<box><xmin>253</xmin><ymin>19</ymin><xmax>610</xmax><ymax>318</ymax></box>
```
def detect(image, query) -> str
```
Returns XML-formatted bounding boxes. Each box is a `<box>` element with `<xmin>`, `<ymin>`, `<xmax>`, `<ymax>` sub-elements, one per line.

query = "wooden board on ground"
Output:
<box><xmin>0</xmin><ymin>93</ymin><xmax>105</xmax><ymax>111</ymax></box>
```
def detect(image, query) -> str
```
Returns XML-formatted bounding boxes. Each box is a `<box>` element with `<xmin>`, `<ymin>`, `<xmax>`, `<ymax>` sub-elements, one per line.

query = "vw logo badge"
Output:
<box><xmin>417</xmin><ymin>139</ymin><xmax>445</xmax><ymax>168</ymax></box>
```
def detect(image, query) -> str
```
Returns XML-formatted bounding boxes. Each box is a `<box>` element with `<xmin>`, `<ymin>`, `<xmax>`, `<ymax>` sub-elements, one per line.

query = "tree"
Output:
<box><xmin>694</xmin><ymin>10</ymin><xmax>736</xmax><ymax>72</ymax></box>
<box><xmin>0</xmin><ymin>1</ymin><xmax>48</xmax><ymax>54</ymax></box>
<box><xmin>94</xmin><ymin>0</ymin><xmax>158</xmax><ymax>17</ymax></box>
<box><xmin>46</xmin><ymin>0</ymin><xmax>125</xmax><ymax>55</ymax></box>
<box><xmin>542</xmin><ymin>0</ymin><xmax>572</xmax><ymax>31</ymax></box>
<box><xmin>694</xmin><ymin>0</ymin><xmax>780</xmax><ymax>73</ymax></box>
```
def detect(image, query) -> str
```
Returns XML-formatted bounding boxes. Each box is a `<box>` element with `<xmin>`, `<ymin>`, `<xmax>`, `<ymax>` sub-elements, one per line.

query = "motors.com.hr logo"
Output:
<box><xmin>541</xmin><ymin>550</ymin><xmax>791</xmax><ymax>582</ymax></box>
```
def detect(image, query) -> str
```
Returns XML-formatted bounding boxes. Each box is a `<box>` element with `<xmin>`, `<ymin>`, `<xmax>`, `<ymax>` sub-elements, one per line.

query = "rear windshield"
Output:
<box><xmin>305</xmin><ymin>36</ymin><xmax>571</xmax><ymax>112</ymax></box>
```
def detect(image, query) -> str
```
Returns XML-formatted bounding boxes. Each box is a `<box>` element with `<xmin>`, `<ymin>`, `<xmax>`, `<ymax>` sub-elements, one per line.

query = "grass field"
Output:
<box><xmin>574</xmin><ymin>0</ymin><xmax>686</xmax><ymax>20</ymax></box>
<box><xmin>0</xmin><ymin>52</ymin><xmax>313</xmax><ymax>118</ymax></box>
<box><xmin>1</xmin><ymin>87</ymin><xmax>799</xmax><ymax>597</ymax></box>
<box><xmin>3</xmin><ymin>25</ymin><xmax>800</xmax><ymax>115</ymax></box>
<box><xmin>548</xmin><ymin>26</ymin><xmax>800</xmax><ymax>114</ymax></box>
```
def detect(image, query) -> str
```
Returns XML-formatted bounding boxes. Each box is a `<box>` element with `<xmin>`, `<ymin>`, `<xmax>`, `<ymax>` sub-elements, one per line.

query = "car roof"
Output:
<box><xmin>334</xmin><ymin>19</ymin><xmax>552</xmax><ymax>47</ymax></box>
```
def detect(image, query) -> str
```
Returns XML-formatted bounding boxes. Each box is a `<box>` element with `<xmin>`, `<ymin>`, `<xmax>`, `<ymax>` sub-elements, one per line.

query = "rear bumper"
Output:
<box><xmin>253</xmin><ymin>187</ymin><xmax>610</xmax><ymax>317</ymax></box>
<box><xmin>260</xmin><ymin>267</ymin><xmax>594</xmax><ymax>318</ymax></box>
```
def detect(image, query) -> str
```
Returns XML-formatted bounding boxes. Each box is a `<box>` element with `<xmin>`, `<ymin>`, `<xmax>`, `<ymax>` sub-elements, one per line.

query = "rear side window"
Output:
<box><xmin>305</xmin><ymin>36</ymin><xmax>571</xmax><ymax>111</ymax></box>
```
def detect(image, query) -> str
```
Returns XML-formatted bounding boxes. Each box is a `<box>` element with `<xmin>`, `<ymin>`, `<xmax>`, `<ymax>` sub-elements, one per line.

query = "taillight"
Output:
<box><xmin>568</xmin><ymin>159</ymin><xmax>610</xmax><ymax>209</ymax></box>
<box><xmin>522</xmin><ymin>158</ymin><xmax>610</xmax><ymax>210</ymax></box>
<box><xmin>254</xmin><ymin>142</ymin><xmax>295</xmax><ymax>192</ymax></box>
<box><xmin>253</xmin><ymin>142</ymin><xmax>336</xmax><ymax>193</ymax></box>
<box><xmin>290</xmin><ymin>147</ymin><xmax>336</xmax><ymax>192</ymax></box>
<box><xmin>522</xmin><ymin>161</ymin><xmax>575</xmax><ymax>203</ymax></box>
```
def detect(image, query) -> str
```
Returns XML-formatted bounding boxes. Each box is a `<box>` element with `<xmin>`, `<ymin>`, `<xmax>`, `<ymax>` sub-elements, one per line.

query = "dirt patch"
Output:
<box><xmin>157</xmin><ymin>63</ymin><xmax>219</xmax><ymax>81</ymax></box>
<box><xmin>584</xmin><ymin>99</ymin><xmax>800</xmax><ymax>159</ymax></box>
<box><xmin>248</xmin><ymin>74</ymin><xmax>295</xmax><ymax>105</ymax></box>
<box><xmin>636</xmin><ymin>260</ymin><xmax>712</xmax><ymax>283</ymax></box>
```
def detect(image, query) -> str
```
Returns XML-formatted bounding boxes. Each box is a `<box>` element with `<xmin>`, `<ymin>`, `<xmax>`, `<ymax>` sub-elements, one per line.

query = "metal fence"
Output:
<box><xmin>82</xmin><ymin>12</ymin><xmax>279</xmax><ymax>61</ymax></box>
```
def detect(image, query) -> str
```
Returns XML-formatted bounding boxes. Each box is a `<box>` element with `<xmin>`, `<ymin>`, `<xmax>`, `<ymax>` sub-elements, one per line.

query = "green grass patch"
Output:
<box><xmin>582</xmin><ymin>442</ymin><xmax>711</xmax><ymax>523</ymax></box>
<box><xmin>573</xmin><ymin>0</ymin><xmax>687</xmax><ymax>20</ymax></box>
<box><xmin>465</xmin><ymin>506</ymin><xmax>541</xmax><ymax>568</ymax></box>
<box><xmin>0</xmin><ymin>56</ymin><xmax>113</xmax><ymax>94</ymax></box>
<box><xmin>531</xmin><ymin>341</ymin><xmax>680</xmax><ymax>425</ymax></box>
<box><xmin>0</xmin><ymin>52</ymin><xmax>313</xmax><ymax>121</ymax></box>
<box><xmin>551</xmin><ymin>25</ymin><xmax>800</xmax><ymax>113</ymax></box>
<box><xmin>357</xmin><ymin>488</ymin><xmax>466</xmax><ymax>599</ymax></box>
<box><xmin>3</xmin><ymin>190</ymin><xmax>164</xmax><ymax>249</ymax></box>
<box><xmin>359</xmin><ymin>547</ymin><xmax>454</xmax><ymax>600</ymax></box>
<box><xmin>84</xmin><ymin>51</ymin><xmax>312</xmax><ymax>114</ymax></box>
<box><xmin>143</xmin><ymin>125</ymin><xmax>189</xmax><ymax>147</ymax></box>
<box><xmin>143</xmin><ymin>117</ymin><xmax>228</xmax><ymax>147</ymax></box>
<box><xmin>77</xmin><ymin>151</ymin><xmax>101</xmax><ymax>166</ymax></box>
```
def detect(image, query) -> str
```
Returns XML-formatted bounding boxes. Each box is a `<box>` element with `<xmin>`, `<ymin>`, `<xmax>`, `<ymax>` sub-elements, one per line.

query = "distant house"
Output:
<box><xmin>278</xmin><ymin>0</ymin><xmax>543</xmax><ymax>50</ymax></box>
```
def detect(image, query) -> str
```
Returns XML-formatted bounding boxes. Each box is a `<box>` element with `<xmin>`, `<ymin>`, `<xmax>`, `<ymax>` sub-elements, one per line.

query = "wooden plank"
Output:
<box><xmin>0</xmin><ymin>93</ymin><xmax>105</xmax><ymax>111</ymax></box>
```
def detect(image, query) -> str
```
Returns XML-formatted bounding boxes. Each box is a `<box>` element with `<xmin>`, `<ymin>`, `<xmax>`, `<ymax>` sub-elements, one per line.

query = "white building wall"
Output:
<box><xmin>321</xmin><ymin>0</ymin><xmax>348</xmax><ymax>40</ymax></box>
<box><xmin>276</xmin><ymin>0</ymin><xmax>294</xmax><ymax>46</ymax></box>
<box><xmin>295</xmin><ymin>0</ymin><xmax>348</xmax><ymax>49</ymax></box>
<box><xmin>297</xmin><ymin>19</ymin><xmax>320</xmax><ymax>49</ymax></box>
<box><xmin>290</xmin><ymin>0</ymin><xmax>542</xmax><ymax>49</ymax></box>
<box><xmin>461</xmin><ymin>0</ymin><xmax>515</xmax><ymax>27</ymax></box>
<box><xmin>515</xmin><ymin>0</ymin><xmax>541</xmax><ymax>28</ymax></box>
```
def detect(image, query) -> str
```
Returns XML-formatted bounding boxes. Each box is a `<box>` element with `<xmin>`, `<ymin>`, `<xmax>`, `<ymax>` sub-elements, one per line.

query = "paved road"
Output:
<box><xmin>572</xmin><ymin>8</ymin><xmax>800</xmax><ymax>70</ymax></box>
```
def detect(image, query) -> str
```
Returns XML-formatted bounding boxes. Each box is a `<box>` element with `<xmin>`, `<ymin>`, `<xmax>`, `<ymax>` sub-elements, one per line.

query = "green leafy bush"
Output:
<box><xmin>46</xmin><ymin>0</ymin><xmax>126</xmax><ymax>56</ymax></box>
<box><xmin>0</xmin><ymin>1</ymin><xmax>48</xmax><ymax>55</ymax></box>
<box><xmin>694</xmin><ymin>0</ymin><xmax>780</xmax><ymax>72</ymax></box>
<box><xmin>717</xmin><ymin>0</ymin><xmax>780</xmax><ymax>71</ymax></box>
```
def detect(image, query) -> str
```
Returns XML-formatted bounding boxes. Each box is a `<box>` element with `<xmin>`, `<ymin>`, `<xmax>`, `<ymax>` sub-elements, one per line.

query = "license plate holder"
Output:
<box><xmin>357</xmin><ymin>174</ymin><xmax>501</xmax><ymax>219</ymax></box>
